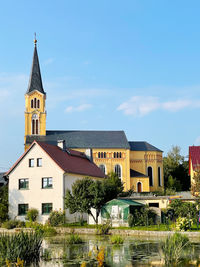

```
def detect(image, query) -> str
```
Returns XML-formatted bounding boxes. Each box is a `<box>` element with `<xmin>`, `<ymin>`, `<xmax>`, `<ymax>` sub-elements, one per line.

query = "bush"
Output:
<box><xmin>25</xmin><ymin>221</ymin><xmax>57</xmax><ymax>237</ymax></box>
<box><xmin>96</xmin><ymin>221</ymin><xmax>111</xmax><ymax>235</ymax></box>
<box><xmin>66</xmin><ymin>233</ymin><xmax>83</xmax><ymax>244</ymax></box>
<box><xmin>110</xmin><ymin>235</ymin><xmax>124</xmax><ymax>244</ymax></box>
<box><xmin>0</xmin><ymin>231</ymin><xmax>43</xmax><ymax>265</ymax></box>
<box><xmin>48</xmin><ymin>210</ymin><xmax>65</xmax><ymax>226</ymax></box>
<box><xmin>176</xmin><ymin>217</ymin><xmax>192</xmax><ymax>231</ymax></box>
<box><xmin>162</xmin><ymin>233</ymin><xmax>190</xmax><ymax>266</ymax></box>
<box><xmin>26</xmin><ymin>208</ymin><xmax>39</xmax><ymax>222</ymax></box>
<box><xmin>128</xmin><ymin>206</ymin><xmax>157</xmax><ymax>227</ymax></box>
<box><xmin>2</xmin><ymin>220</ymin><xmax>25</xmax><ymax>229</ymax></box>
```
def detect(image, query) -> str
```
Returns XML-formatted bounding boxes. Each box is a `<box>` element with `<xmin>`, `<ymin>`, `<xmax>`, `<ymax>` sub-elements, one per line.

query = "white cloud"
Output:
<box><xmin>117</xmin><ymin>96</ymin><xmax>200</xmax><ymax>117</ymax></box>
<box><xmin>65</xmin><ymin>104</ymin><xmax>92</xmax><ymax>113</ymax></box>
<box><xmin>43</xmin><ymin>58</ymin><xmax>54</xmax><ymax>66</ymax></box>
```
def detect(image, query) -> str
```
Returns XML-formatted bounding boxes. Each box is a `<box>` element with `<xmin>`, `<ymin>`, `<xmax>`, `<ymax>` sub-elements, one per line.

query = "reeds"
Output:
<box><xmin>0</xmin><ymin>231</ymin><xmax>43</xmax><ymax>265</ymax></box>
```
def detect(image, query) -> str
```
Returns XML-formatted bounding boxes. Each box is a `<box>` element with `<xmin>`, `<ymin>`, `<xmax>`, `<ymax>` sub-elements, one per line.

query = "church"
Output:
<box><xmin>24</xmin><ymin>39</ymin><xmax>164</xmax><ymax>193</ymax></box>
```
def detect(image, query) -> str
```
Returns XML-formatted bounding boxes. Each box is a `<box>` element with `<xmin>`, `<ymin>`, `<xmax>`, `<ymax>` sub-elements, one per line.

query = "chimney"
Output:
<box><xmin>85</xmin><ymin>148</ymin><xmax>93</xmax><ymax>162</ymax></box>
<box><xmin>57</xmin><ymin>140</ymin><xmax>66</xmax><ymax>151</ymax></box>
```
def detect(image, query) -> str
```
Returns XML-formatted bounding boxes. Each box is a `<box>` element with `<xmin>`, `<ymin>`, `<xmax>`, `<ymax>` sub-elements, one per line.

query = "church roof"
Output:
<box><xmin>26</xmin><ymin>42</ymin><xmax>45</xmax><ymax>95</ymax></box>
<box><xmin>130</xmin><ymin>169</ymin><xmax>148</xmax><ymax>178</ymax></box>
<box><xmin>26</xmin><ymin>130</ymin><xmax>130</xmax><ymax>149</ymax></box>
<box><xmin>7</xmin><ymin>141</ymin><xmax>105</xmax><ymax>178</ymax></box>
<box><xmin>129</xmin><ymin>141</ymin><xmax>163</xmax><ymax>152</ymax></box>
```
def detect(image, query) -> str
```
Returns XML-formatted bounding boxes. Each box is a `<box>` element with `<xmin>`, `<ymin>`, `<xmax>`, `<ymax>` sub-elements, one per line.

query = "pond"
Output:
<box><xmin>35</xmin><ymin>234</ymin><xmax>200</xmax><ymax>267</ymax></box>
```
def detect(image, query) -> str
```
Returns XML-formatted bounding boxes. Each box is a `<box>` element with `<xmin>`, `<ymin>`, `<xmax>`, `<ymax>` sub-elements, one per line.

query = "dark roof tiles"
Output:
<box><xmin>129</xmin><ymin>141</ymin><xmax>162</xmax><ymax>152</ymax></box>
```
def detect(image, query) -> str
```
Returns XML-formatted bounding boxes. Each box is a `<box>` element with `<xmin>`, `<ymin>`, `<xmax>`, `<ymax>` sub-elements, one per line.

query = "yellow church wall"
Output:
<box><xmin>130</xmin><ymin>150</ymin><xmax>163</xmax><ymax>192</ymax></box>
<box><xmin>130</xmin><ymin>177</ymin><xmax>150</xmax><ymax>192</ymax></box>
<box><xmin>25</xmin><ymin>91</ymin><xmax>46</xmax><ymax>143</ymax></box>
<box><xmin>73</xmin><ymin>148</ymin><xmax>130</xmax><ymax>191</ymax></box>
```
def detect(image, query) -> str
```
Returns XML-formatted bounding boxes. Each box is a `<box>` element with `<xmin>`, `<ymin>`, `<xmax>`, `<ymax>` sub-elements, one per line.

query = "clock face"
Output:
<box><xmin>32</xmin><ymin>113</ymin><xmax>38</xmax><ymax>119</ymax></box>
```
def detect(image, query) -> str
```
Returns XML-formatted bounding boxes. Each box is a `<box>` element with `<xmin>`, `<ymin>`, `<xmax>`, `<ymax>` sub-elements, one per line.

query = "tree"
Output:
<box><xmin>65</xmin><ymin>173</ymin><xmax>123</xmax><ymax>224</ymax></box>
<box><xmin>163</xmin><ymin>146</ymin><xmax>190</xmax><ymax>191</ymax></box>
<box><xmin>191</xmin><ymin>170</ymin><xmax>200</xmax><ymax>196</ymax></box>
<box><xmin>0</xmin><ymin>185</ymin><xmax>8</xmax><ymax>223</ymax></box>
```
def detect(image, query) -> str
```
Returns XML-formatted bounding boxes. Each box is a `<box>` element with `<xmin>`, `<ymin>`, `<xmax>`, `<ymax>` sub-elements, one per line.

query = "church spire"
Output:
<box><xmin>26</xmin><ymin>35</ymin><xmax>45</xmax><ymax>94</ymax></box>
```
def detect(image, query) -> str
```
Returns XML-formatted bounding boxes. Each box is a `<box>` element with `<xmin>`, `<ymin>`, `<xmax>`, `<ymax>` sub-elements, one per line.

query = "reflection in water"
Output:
<box><xmin>31</xmin><ymin>235</ymin><xmax>200</xmax><ymax>267</ymax></box>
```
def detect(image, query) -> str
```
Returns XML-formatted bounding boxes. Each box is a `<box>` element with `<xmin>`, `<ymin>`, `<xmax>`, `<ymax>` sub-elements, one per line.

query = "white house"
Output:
<box><xmin>6</xmin><ymin>140</ymin><xmax>105</xmax><ymax>223</ymax></box>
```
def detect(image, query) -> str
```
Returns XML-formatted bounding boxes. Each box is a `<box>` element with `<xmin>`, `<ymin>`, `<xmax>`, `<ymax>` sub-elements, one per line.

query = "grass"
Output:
<box><xmin>0</xmin><ymin>231</ymin><xmax>43</xmax><ymax>265</ymax></box>
<box><xmin>66</xmin><ymin>233</ymin><xmax>84</xmax><ymax>244</ymax></box>
<box><xmin>110</xmin><ymin>235</ymin><xmax>124</xmax><ymax>244</ymax></box>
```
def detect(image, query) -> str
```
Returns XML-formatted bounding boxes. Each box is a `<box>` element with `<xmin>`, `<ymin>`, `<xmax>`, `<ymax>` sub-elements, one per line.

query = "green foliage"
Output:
<box><xmin>2</xmin><ymin>220</ymin><xmax>25</xmax><ymax>229</ymax></box>
<box><xmin>0</xmin><ymin>185</ymin><xmax>8</xmax><ymax>223</ymax></box>
<box><xmin>25</xmin><ymin>221</ymin><xmax>57</xmax><ymax>237</ymax></box>
<box><xmin>65</xmin><ymin>175</ymin><xmax>123</xmax><ymax>224</ymax></box>
<box><xmin>96</xmin><ymin>221</ymin><xmax>111</xmax><ymax>235</ymax></box>
<box><xmin>162</xmin><ymin>233</ymin><xmax>190</xmax><ymax>266</ymax></box>
<box><xmin>110</xmin><ymin>235</ymin><xmax>124</xmax><ymax>244</ymax></box>
<box><xmin>169</xmin><ymin>199</ymin><xmax>198</xmax><ymax>221</ymax></box>
<box><xmin>191</xmin><ymin>170</ymin><xmax>200</xmax><ymax>196</ymax></box>
<box><xmin>41</xmin><ymin>248</ymin><xmax>52</xmax><ymax>261</ymax></box>
<box><xmin>0</xmin><ymin>231</ymin><xmax>43</xmax><ymax>265</ymax></box>
<box><xmin>66</xmin><ymin>233</ymin><xmax>83</xmax><ymax>244</ymax></box>
<box><xmin>163</xmin><ymin>146</ymin><xmax>190</xmax><ymax>191</ymax></box>
<box><xmin>26</xmin><ymin>208</ymin><xmax>39</xmax><ymax>222</ymax></box>
<box><xmin>48</xmin><ymin>210</ymin><xmax>65</xmax><ymax>226</ymax></box>
<box><xmin>128</xmin><ymin>206</ymin><xmax>157</xmax><ymax>227</ymax></box>
<box><xmin>176</xmin><ymin>217</ymin><xmax>193</xmax><ymax>231</ymax></box>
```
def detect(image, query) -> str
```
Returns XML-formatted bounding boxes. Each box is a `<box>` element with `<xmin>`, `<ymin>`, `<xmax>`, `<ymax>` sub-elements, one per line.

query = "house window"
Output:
<box><xmin>42</xmin><ymin>177</ymin><xmax>53</xmax><ymax>189</ymax></box>
<box><xmin>114</xmin><ymin>164</ymin><xmax>122</xmax><ymax>179</ymax></box>
<box><xmin>158</xmin><ymin>167</ymin><xmax>162</xmax><ymax>186</ymax></box>
<box><xmin>37</xmin><ymin>158</ymin><xmax>42</xmax><ymax>167</ymax></box>
<box><xmin>42</xmin><ymin>203</ymin><xmax>52</xmax><ymax>214</ymax></box>
<box><xmin>148</xmin><ymin>166</ymin><xmax>153</xmax><ymax>186</ymax></box>
<box><xmin>18</xmin><ymin>204</ymin><xmax>28</xmax><ymax>216</ymax></box>
<box><xmin>99</xmin><ymin>164</ymin><xmax>106</xmax><ymax>174</ymax></box>
<box><xmin>19</xmin><ymin>179</ymin><xmax>29</xmax><ymax>190</ymax></box>
<box><xmin>29</xmin><ymin>158</ymin><xmax>34</xmax><ymax>167</ymax></box>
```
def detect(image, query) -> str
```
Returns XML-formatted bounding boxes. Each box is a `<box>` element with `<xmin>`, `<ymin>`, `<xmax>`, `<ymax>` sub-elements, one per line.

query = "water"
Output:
<box><xmin>36</xmin><ymin>235</ymin><xmax>200</xmax><ymax>267</ymax></box>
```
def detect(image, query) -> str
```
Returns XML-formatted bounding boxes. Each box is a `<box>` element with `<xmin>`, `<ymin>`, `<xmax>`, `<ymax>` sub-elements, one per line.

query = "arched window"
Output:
<box><xmin>137</xmin><ymin>182</ymin><xmax>142</xmax><ymax>193</ymax></box>
<box><xmin>31</xmin><ymin>99</ymin><xmax>33</xmax><ymax>108</ymax></box>
<box><xmin>114</xmin><ymin>152</ymin><xmax>116</xmax><ymax>158</ymax></box>
<box><xmin>101</xmin><ymin>152</ymin><xmax>103</xmax><ymax>158</ymax></box>
<box><xmin>98</xmin><ymin>152</ymin><xmax>101</xmax><ymax>158</ymax></box>
<box><xmin>34</xmin><ymin>98</ymin><xmax>37</xmax><ymax>108</ymax></box>
<box><xmin>114</xmin><ymin>164</ymin><xmax>122</xmax><ymax>179</ymax></box>
<box><xmin>99</xmin><ymin>164</ymin><xmax>106</xmax><ymax>174</ymax></box>
<box><xmin>148</xmin><ymin>166</ymin><xmax>153</xmax><ymax>187</ymax></box>
<box><xmin>104</xmin><ymin>152</ymin><xmax>106</xmax><ymax>158</ymax></box>
<box><xmin>119</xmin><ymin>152</ymin><xmax>122</xmax><ymax>158</ymax></box>
<box><xmin>37</xmin><ymin>99</ymin><xmax>40</xmax><ymax>109</ymax></box>
<box><xmin>32</xmin><ymin>114</ymin><xmax>39</xmax><ymax>135</ymax></box>
<box><xmin>158</xmin><ymin>167</ymin><xmax>161</xmax><ymax>187</ymax></box>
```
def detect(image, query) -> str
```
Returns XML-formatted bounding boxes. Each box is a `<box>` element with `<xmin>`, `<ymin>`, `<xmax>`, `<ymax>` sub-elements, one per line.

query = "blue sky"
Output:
<box><xmin>1</xmin><ymin>0</ymin><xmax>200</xmax><ymax>171</ymax></box>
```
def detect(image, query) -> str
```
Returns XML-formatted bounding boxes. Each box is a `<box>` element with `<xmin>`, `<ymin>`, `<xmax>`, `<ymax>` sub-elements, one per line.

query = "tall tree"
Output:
<box><xmin>65</xmin><ymin>173</ymin><xmax>123</xmax><ymax>224</ymax></box>
<box><xmin>163</xmin><ymin>146</ymin><xmax>190</xmax><ymax>191</ymax></box>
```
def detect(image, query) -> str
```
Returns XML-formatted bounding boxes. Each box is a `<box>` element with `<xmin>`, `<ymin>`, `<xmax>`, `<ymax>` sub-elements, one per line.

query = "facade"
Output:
<box><xmin>6</xmin><ymin>141</ymin><xmax>104</xmax><ymax>223</ymax></box>
<box><xmin>24</xmin><ymin>39</ymin><xmax>164</xmax><ymax>193</ymax></box>
<box><xmin>189</xmin><ymin>146</ymin><xmax>200</xmax><ymax>189</ymax></box>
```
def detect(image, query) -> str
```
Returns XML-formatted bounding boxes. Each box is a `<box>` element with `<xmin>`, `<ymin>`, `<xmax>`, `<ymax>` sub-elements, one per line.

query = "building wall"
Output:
<box><xmin>130</xmin><ymin>150</ymin><xmax>163</xmax><ymax>192</ymax></box>
<box><xmin>130</xmin><ymin>177</ymin><xmax>150</xmax><ymax>192</ymax></box>
<box><xmin>73</xmin><ymin>148</ymin><xmax>130</xmax><ymax>191</ymax></box>
<box><xmin>9</xmin><ymin>144</ymin><xmax>63</xmax><ymax>223</ymax></box>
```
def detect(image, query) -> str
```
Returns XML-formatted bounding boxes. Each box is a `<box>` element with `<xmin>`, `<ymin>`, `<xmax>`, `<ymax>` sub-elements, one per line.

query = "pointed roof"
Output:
<box><xmin>26</xmin><ymin>41</ymin><xmax>45</xmax><ymax>94</ymax></box>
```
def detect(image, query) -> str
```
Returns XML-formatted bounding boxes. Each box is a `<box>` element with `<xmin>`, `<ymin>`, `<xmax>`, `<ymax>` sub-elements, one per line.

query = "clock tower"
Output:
<box><xmin>24</xmin><ymin>37</ymin><xmax>46</xmax><ymax>150</ymax></box>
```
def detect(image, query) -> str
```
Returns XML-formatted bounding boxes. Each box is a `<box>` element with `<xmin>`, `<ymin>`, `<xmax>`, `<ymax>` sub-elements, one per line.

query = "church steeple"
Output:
<box><xmin>24</xmin><ymin>37</ymin><xmax>47</xmax><ymax>150</ymax></box>
<box><xmin>26</xmin><ymin>36</ymin><xmax>45</xmax><ymax>95</ymax></box>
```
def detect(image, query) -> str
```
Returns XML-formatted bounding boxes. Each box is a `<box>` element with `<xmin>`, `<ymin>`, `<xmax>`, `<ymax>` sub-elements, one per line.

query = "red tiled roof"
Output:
<box><xmin>189</xmin><ymin>146</ymin><xmax>200</xmax><ymax>172</ymax></box>
<box><xmin>7</xmin><ymin>141</ymin><xmax>105</xmax><ymax>178</ymax></box>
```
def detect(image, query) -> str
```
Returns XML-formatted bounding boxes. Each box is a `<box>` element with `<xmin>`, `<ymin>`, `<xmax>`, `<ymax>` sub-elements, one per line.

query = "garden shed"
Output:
<box><xmin>101</xmin><ymin>198</ymin><xmax>144</xmax><ymax>227</ymax></box>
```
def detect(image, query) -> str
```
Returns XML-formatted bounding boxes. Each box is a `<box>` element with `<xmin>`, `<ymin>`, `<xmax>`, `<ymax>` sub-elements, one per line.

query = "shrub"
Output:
<box><xmin>96</xmin><ymin>221</ymin><xmax>111</xmax><ymax>235</ymax></box>
<box><xmin>162</xmin><ymin>233</ymin><xmax>190</xmax><ymax>266</ymax></box>
<box><xmin>25</xmin><ymin>221</ymin><xmax>57</xmax><ymax>237</ymax></box>
<box><xmin>2</xmin><ymin>220</ymin><xmax>25</xmax><ymax>229</ymax></box>
<box><xmin>128</xmin><ymin>206</ymin><xmax>157</xmax><ymax>227</ymax></box>
<box><xmin>66</xmin><ymin>233</ymin><xmax>83</xmax><ymax>244</ymax></box>
<box><xmin>48</xmin><ymin>210</ymin><xmax>65</xmax><ymax>226</ymax></box>
<box><xmin>176</xmin><ymin>217</ymin><xmax>192</xmax><ymax>231</ymax></box>
<box><xmin>26</xmin><ymin>208</ymin><xmax>39</xmax><ymax>222</ymax></box>
<box><xmin>110</xmin><ymin>235</ymin><xmax>124</xmax><ymax>244</ymax></box>
<box><xmin>0</xmin><ymin>231</ymin><xmax>43</xmax><ymax>265</ymax></box>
